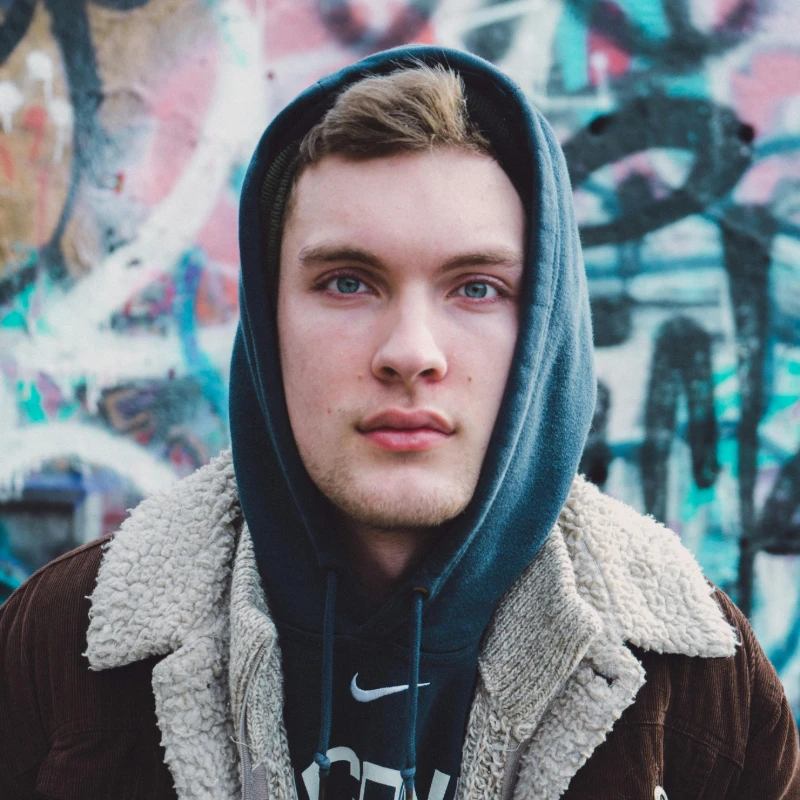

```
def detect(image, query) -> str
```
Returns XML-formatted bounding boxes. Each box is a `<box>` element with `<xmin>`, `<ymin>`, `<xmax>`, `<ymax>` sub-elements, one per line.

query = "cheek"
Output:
<box><xmin>452</xmin><ymin>322</ymin><xmax>517</xmax><ymax>419</ymax></box>
<box><xmin>279</xmin><ymin>304</ymin><xmax>367</xmax><ymax>420</ymax></box>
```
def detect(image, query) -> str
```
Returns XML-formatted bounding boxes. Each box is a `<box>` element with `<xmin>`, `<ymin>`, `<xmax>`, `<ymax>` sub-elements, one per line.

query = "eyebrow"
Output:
<box><xmin>297</xmin><ymin>244</ymin><xmax>524</xmax><ymax>274</ymax></box>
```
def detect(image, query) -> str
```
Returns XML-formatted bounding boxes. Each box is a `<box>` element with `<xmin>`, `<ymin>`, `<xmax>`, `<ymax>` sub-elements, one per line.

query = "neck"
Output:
<box><xmin>340</xmin><ymin>519</ymin><xmax>438</xmax><ymax>604</ymax></box>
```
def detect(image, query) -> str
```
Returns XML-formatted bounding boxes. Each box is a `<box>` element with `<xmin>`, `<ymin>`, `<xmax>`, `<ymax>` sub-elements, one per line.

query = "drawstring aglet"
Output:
<box><xmin>401</xmin><ymin>766</ymin><xmax>416</xmax><ymax>800</ymax></box>
<box><xmin>315</xmin><ymin>752</ymin><xmax>331</xmax><ymax>800</ymax></box>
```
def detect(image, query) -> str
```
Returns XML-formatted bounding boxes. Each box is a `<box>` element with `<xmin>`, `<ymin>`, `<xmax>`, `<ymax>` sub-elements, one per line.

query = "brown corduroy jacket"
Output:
<box><xmin>1</xmin><ymin>460</ymin><xmax>799</xmax><ymax>800</ymax></box>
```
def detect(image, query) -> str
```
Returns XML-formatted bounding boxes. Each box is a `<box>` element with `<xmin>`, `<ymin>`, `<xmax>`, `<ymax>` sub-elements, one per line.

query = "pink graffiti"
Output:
<box><xmin>588</xmin><ymin>1</ymin><xmax>631</xmax><ymax>85</ymax></box>
<box><xmin>195</xmin><ymin>262</ymin><xmax>239</xmax><ymax>325</ymax></box>
<box><xmin>732</xmin><ymin>50</ymin><xmax>800</xmax><ymax>138</ymax></box>
<box><xmin>734</xmin><ymin>156</ymin><xmax>800</xmax><ymax>205</ymax></box>
<box><xmin>713</xmin><ymin>0</ymin><xmax>756</xmax><ymax>28</ymax></box>
<box><xmin>195</xmin><ymin>193</ymin><xmax>239</xmax><ymax>265</ymax></box>
<box><xmin>130</xmin><ymin>35</ymin><xmax>221</xmax><ymax>208</ymax></box>
<box><xmin>22</xmin><ymin>104</ymin><xmax>47</xmax><ymax>161</ymax></box>
<box><xmin>264</xmin><ymin>1</ymin><xmax>335</xmax><ymax>61</ymax></box>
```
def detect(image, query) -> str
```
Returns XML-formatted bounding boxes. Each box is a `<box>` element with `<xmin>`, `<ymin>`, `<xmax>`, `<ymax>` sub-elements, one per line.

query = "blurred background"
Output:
<box><xmin>1</xmin><ymin>0</ymin><xmax>799</xmax><ymax>714</ymax></box>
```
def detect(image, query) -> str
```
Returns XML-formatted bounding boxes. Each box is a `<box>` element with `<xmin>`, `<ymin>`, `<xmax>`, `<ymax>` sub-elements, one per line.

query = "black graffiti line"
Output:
<box><xmin>0</xmin><ymin>0</ymin><xmax>36</xmax><ymax>63</ymax></box>
<box><xmin>758</xmin><ymin>448</ymin><xmax>800</xmax><ymax>557</ymax></box>
<box><xmin>462</xmin><ymin>0</ymin><xmax>522</xmax><ymax>65</ymax></box>
<box><xmin>564</xmin><ymin>95</ymin><xmax>753</xmax><ymax>247</ymax></box>
<box><xmin>0</xmin><ymin>0</ymin><xmax>151</xmax><ymax>306</ymax></box>
<box><xmin>564</xmin><ymin>0</ymin><xmax>759</xmax><ymax>74</ymax></box>
<box><xmin>37</xmin><ymin>0</ymin><xmax>106</xmax><ymax>284</ymax></box>
<box><xmin>317</xmin><ymin>0</ymin><xmax>438</xmax><ymax>52</ymax></box>
<box><xmin>640</xmin><ymin>316</ymin><xmax>719</xmax><ymax>523</ymax></box>
<box><xmin>579</xmin><ymin>380</ymin><xmax>613</xmax><ymax>488</ymax></box>
<box><xmin>718</xmin><ymin>205</ymin><xmax>776</xmax><ymax>616</ymax></box>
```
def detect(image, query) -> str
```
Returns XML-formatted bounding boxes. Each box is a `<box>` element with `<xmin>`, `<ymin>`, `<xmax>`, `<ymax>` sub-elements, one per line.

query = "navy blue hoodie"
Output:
<box><xmin>229</xmin><ymin>46</ymin><xmax>595</xmax><ymax>800</ymax></box>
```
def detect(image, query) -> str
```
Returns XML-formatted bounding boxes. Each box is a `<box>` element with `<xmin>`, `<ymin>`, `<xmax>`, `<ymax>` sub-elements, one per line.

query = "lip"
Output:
<box><xmin>358</xmin><ymin>408</ymin><xmax>454</xmax><ymax>435</ymax></box>
<box><xmin>362</xmin><ymin>428</ymin><xmax>450</xmax><ymax>452</ymax></box>
<box><xmin>358</xmin><ymin>408</ymin><xmax>454</xmax><ymax>452</ymax></box>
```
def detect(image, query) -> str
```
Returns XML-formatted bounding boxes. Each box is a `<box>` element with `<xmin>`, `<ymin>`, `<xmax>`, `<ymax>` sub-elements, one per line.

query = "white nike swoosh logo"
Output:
<box><xmin>350</xmin><ymin>673</ymin><xmax>431</xmax><ymax>703</ymax></box>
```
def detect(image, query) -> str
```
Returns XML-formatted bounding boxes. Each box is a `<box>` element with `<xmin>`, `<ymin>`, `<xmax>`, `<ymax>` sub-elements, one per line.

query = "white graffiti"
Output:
<box><xmin>0</xmin><ymin>80</ymin><xmax>23</xmax><ymax>133</ymax></box>
<box><xmin>1</xmin><ymin>0</ymin><xmax>267</xmax><ymax>498</ymax></box>
<box><xmin>26</xmin><ymin>50</ymin><xmax>53</xmax><ymax>105</ymax></box>
<box><xmin>0</xmin><ymin>378</ymin><xmax>176</xmax><ymax>502</ymax></box>
<box><xmin>48</xmin><ymin>97</ymin><xmax>73</xmax><ymax>164</ymax></box>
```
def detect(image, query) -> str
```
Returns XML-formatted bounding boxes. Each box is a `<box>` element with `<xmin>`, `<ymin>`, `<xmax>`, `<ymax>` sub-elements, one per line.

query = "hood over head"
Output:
<box><xmin>229</xmin><ymin>45</ymin><xmax>595</xmax><ymax>654</ymax></box>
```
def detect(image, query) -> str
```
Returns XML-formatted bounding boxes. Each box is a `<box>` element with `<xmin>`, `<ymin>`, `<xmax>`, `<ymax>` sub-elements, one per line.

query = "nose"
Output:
<box><xmin>371</xmin><ymin>296</ymin><xmax>447</xmax><ymax>387</ymax></box>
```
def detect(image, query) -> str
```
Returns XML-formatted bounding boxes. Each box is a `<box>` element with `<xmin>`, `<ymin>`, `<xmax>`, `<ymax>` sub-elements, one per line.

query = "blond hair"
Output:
<box><xmin>297</xmin><ymin>64</ymin><xmax>492</xmax><ymax>167</ymax></box>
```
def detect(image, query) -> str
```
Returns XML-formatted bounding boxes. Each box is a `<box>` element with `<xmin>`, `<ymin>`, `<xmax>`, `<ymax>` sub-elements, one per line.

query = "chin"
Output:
<box><xmin>326</xmin><ymin>475</ymin><xmax>473</xmax><ymax>531</ymax></box>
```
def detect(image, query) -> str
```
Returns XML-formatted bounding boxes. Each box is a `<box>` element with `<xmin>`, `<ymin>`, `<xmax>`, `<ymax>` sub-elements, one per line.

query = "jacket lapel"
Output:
<box><xmin>85</xmin><ymin>452</ymin><xmax>243</xmax><ymax>800</ymax></box>
<box><xmin>149</xmin><ymin>619</ymin><xmax>240</xmax><ymax>799</ymax></box>
<box><xmin>560</xmin><ymin>476</ymin><xmax>738</xmax><ymax>659</ymax></box>
<box><xmin>510</xmin><ymin>631</ymin><xmax>646</xmax><ymax>799</ymax></box>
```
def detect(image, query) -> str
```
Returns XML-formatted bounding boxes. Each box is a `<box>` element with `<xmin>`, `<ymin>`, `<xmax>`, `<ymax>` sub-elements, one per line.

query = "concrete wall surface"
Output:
<box><xmin>1</xmin><ymin>0</ymin><xmax>799</xmax><ymax>714</ymax></box>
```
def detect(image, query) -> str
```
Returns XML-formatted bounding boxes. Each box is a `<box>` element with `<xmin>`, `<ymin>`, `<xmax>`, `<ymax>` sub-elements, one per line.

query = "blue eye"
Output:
<box><xmin>460</xmin><ymin>281</ymin><xmax>496</xmax><ymax>299</ymax></box>
<box><xmin>332</xmin><ymin>276</ymin><xmax>365</xmax><ymax>294</ymax></box>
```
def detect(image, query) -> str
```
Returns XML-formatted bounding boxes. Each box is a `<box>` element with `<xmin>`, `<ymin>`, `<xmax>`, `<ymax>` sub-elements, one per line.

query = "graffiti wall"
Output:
<box><xmin>1</xmin><ymin>0</ymin><xmax>799</xmax><ymax>710</ymax></box>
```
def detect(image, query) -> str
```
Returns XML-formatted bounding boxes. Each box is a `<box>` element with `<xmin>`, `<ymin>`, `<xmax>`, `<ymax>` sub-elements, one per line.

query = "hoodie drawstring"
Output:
<box><xmin>401</xmin><ymin>587</ymin><xmax>427</xmax><ymax>800</ymax></box>
<box><xmin>315</xmin><ymin>570</ymin><xmax>338</xmax><ymax>800</ymax></box>
<box><xmin>314</xmin><ymin>577</ymin><xmax>427</xmax><ymax>800</ymax></box>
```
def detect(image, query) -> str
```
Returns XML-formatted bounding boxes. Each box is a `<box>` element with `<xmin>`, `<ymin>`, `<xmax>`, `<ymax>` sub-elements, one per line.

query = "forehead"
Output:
<box><xmin>282</xmin><ymin>150</ymin><xmax>526</xmax><ymax>268</ymax></box>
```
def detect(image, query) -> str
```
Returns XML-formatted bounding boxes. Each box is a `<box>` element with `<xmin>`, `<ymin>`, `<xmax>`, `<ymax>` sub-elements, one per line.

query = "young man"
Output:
<box><xmin>0</xmin><ymin>46</ymin><xmax>797</xmax><ymax>800</ymax></box>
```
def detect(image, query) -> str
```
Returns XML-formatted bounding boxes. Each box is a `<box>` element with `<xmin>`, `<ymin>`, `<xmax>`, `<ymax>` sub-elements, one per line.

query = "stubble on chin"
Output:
<box><xmin>302</xmin><ymin>446</ymin><xmax>477</xmax><ymax>531</ymax></box>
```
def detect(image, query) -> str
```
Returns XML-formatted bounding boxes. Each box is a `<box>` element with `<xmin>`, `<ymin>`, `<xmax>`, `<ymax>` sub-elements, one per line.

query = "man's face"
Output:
<box><xmin>278</xmin><ymin>149</ymin><xmax>525</xmax><ymax>531</ymax></box>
